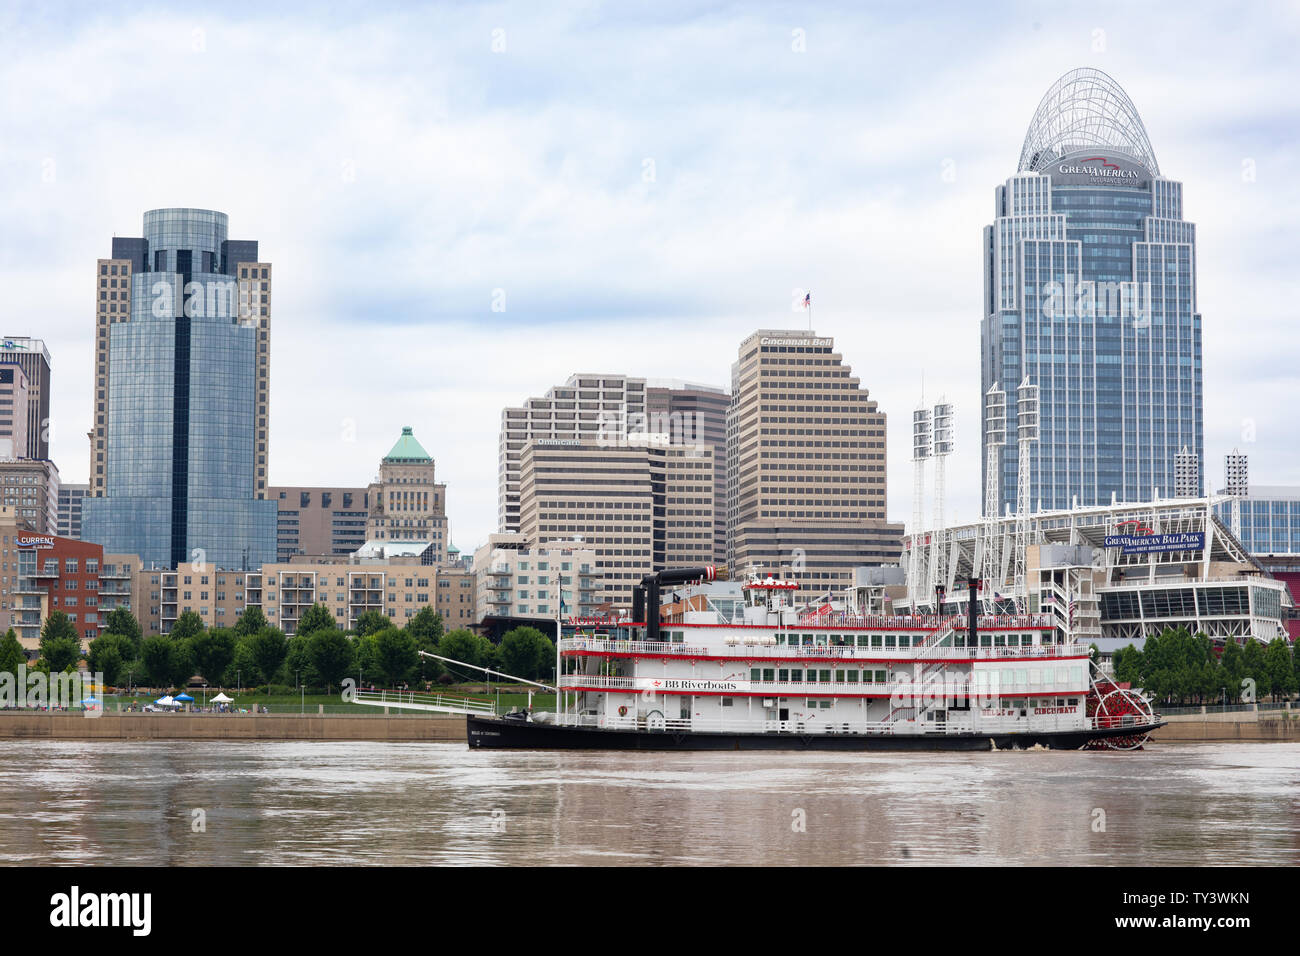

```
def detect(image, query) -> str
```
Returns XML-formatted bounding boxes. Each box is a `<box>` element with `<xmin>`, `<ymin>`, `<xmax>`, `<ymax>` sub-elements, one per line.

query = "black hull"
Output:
<box><xmin>466</xmin><ymin>716</ymin><xmax>1165</xmax><ymax>752</ymax></box>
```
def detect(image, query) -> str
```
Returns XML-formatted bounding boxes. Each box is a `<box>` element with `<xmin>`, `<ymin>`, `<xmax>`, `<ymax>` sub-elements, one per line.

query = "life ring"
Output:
<box><xmin>618</xmin><ymin>705</ymin><xmax>628</xmax><ymax>717</ymax></box>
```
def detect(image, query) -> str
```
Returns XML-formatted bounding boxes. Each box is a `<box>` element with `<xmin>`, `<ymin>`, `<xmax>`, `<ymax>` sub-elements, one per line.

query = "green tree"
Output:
<box><xmin>436</xmin><ymin>629</ymin><xmax>496</xmax><ymax>674</ymax></box>
<box><xmin>191</xmin><ymin>628</ymin><xmax>236</xmax><ymax>686</ymax></box>
<box><xmin>285</xmin><ymin>634</ymin><xmax>317</xmax><ymax>687</ymax></box>
<box><xmin>87</xmin><ymin>632</ymin><xmax>131</xmax><ymax>687</ymax></box>
<box><xmin>374</xmin><ymin>628</ymin><xmax>418</xmax><ymax>686</ymax></box>
<box><xmin>250</xmin><ymin>628</ymin><xmax>288</xmax><ymax>686</ymax></box>
<box><xmin>39</xmin><ymin>611</ymin><xmax>81</xmax><ymax>673</ymax></box>
<box><xmin>1220</xmin><ymin>640</ymin><xmax>1244</xmax><ymax>703</ymax></box>
<box><xmin>227</xmin><ymin>636</ymin><xmax>262</xmax><ymax>688</ymax></box>
<box><xmin>1262</xmin><ymin>637</ymin><xmax>1297</xmax><ymax>701</ymax></box>
<box><xmin>498</xmin><ymin>627</ymin><xmax>555</xmax><ymax>682</ymax></box>
<box><xmin>0</xmin><ymin>628</ymin><xmax>25</xmax><ymax>676</ymax></box>
<box><xmin>309</xmin><ymin>628</ymin><xmax>354</xmax><ymax>693</ymax></box>
<box><xmin>104</xmin><ymin>608</ymin><xmax>143</xmax><ymax>657</ymax></box>
<box><xmin>141</xmin><ymin>635</ymin><xmax>174</xmax><ymax>688</ymax></box>
<box><xmin>354</xmin><ymin>610</ymin><xmax>390</xmax><ymax>638</ymax></box>
<box><xmin>1112</xmin><ymin>644</ymin><xmax>1142</xmax><ymax>686</ymax></box>
<box><xmin>170</xmin><ymin>610</ymin><xmax>205</xmax><ymax>642</ymax></box>
<box><xmin>1242</xmin><ymin>639</ymin><xmax>1265</xmax><ymax>702</ymax></box>
<box><xmin>405</xmin><ymin>607</ymin><xmax>444</xmax><ymax>652</ymax></box>
<box><xmin>234</xmin><ymin>605</ymin><xmax>268</xmax><ymax>637</ymax></box>
<box><xmin>170</xmin><ymin>638</ymin><xmax>197</xmax><ymax>687</ymax></box>
<box><xmin>296</xmin><ymin>604</ymin><xmax>335</xmax><ymax>638</ymax></box>
<box><xmin>352</xmin><ymin>633</ymin><xmax>378</xmax><ymax>686</ymax></box>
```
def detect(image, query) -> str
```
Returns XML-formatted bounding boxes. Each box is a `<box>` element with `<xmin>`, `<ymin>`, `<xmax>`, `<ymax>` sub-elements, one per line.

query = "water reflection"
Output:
<box><xmin>0</xmin><ymin>742</ymin><xmax>1294</xmax><ymax>865</ymax></box>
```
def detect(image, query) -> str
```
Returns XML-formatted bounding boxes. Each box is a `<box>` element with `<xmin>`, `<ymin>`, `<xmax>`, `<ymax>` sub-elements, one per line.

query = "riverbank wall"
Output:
<box><xmin>0</xmin><ymin>711</ymin><xmax>467</xmax><ymax>742</ymax></box>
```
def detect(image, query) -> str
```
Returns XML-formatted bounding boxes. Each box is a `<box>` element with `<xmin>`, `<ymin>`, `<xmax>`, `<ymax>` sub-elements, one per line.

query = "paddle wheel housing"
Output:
<box><xmin>1085</xmin><ymin>667</ymin><xmax>1157</xmax><ymax>750</ymax></box>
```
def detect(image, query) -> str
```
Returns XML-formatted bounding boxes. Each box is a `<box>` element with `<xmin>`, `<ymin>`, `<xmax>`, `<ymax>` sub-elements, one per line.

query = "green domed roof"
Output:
<box><xmin>384</xmin><ymin>426</ymin><xmax>432</xmax><ymax>463</ymax></box>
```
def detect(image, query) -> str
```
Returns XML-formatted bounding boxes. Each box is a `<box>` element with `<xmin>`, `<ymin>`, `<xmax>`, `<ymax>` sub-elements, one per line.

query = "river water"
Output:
<box><xmin>0</xmin><ymin>741</ymin><xmax>1295</xmax><ymax>865</ymax></box>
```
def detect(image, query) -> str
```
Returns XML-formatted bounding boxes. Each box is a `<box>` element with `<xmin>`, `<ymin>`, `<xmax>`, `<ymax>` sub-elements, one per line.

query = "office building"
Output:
<box><xmin>81</xmin><ymin>208</ymin><xmax>276</xmax><ymax>569</ymax></box>
<box><xmin>57</xmin><ymin>483</ymin><xmax>88</xmax><ymax>539</ymax></box>
<box><xmin>516</xmin><ymin>439</ymin><xmax>715</xmax><ymax>608</ymax></box>
<box><xmin>0</xmin><ymin>364</ymin><xmax>29</xmax><ymax>461</ymax></box>
<box><xmin>981</xmin><ymin>68</ymin><xmax>1203</xmax><ymax>513</ymax></box>
<box><xmin>0</xmin><ymin>337</ymin><xmax>52</xmax><ymax>460</ymax></box>
<box><xmin>0</xmin><ymin>458</ymin><xmax>59</xmax><ymax>533</ymax></box>
<box><xmin>726</xmin><ymin>329</ymin><xmax>902</xmax><ymax>593</ymax></box>
<box><xmin>270</xmin><ymin>486</ymin><xmax>370</xmax><ymax>561</ymax></box>
<box><xmin>357</xmin><ymin>427</ymin><xmax>449</xmax><ymax>565</ymax></box>
<box><xmin>498</xmin><ymin>374</ymin><xmax>646</xmax><ymax>534</ymax></box>
<box><xmin>645</xmin><ymin>381</ymin><xmax>729</xmax><ymax>565</ymax></box>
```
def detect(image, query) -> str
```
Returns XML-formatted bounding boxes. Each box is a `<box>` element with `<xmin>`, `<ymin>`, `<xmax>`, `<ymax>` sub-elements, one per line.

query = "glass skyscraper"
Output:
<box><xmin>981</xmin><ymin>68</ymin><xmax>1203</xmax><ymax>515</ymax></box>
<box><xmin>82</xmin><ymin>209</ymin><xmax>276</xmax><ymax>569</ymax></box>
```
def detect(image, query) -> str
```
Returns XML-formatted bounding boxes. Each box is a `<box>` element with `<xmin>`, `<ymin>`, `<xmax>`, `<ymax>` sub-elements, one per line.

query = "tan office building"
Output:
<box><xmin>499</xmin><ymin>374</ymin><xmax>647</xmax><ymax>535</ymax></box>
<box><xmin>269</xmin><ymin>486</ymin><xmax>370</xmax><ymax>560</ymax></box>
<box><xmin>0</xmin><ymin>458</ymin><xmax>59</xmax><ymax>534</ymax></box>
<box><xmin>645</xmin><ymin>381</ymin><xmax>729</xmax><ymax>566</ymax></box>
<box><xmin>472</xmin><ymin>532</ymin><xmax>603</xmax><ymax>623</ymax></box>
<box><xmin>726</xmin><ymin>329</ymin><xmax>902</xmax><ymax>594</ymax></box>
<box><xmin>517</xmin><ymin>439</ymin><xmax>715</xmax><ymax>609</ymax></box>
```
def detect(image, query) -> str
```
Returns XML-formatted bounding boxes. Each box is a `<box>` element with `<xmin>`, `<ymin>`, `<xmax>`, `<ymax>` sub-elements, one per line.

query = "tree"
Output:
<box><xmin>1242</xmin><ymin>639</ymin><xmax>1265</xmax><ymax>701</ymax></box>
<box><xmin>296</xmin><ymin>604</ymin><xmax>335</xmax><ymax>639</ymax></box>
<box><xmin>249</xmin><ymin>628</ymin><xmax>288</xmax><ymax>686</ymax></box>
<box><xmin>168</xmin><ymin>637</ymin><xmax>197</xmax><ymax>687</ymax></box>
<box><xmin>285</xmin><ymin>634</ymin><xmax>316</xmax><ymax>687</ymax></box>
<box><xmin>1220</xmin><ymin>640</ymin><xmax>1245</xmax><ymax>702</ymax></box>
<box><xmin>436</xmin><ymin>629</ymin><xmax>496</xmax><ymax>674</ymax></box>
<box><xmin>141</xmin><ymin>635</ymin><xmax>174</xmax><ymax>688</ymax></box>
<box><xmin>87</xmin><ymin>633</ymin><xmax>131</xmax><ymax>687</ymax></box>
<box><xmin>498</xmin><ymin>627</ymin><xmax>555</xmax><ymax>682</ymax></box>
<box><xmin>0</xmin><ymin>628</ymin><xmax>25</xmax><ymax>676</ymax></box>
<box><xmin>234</xmin><ymin>605</ymin><xmax>268</xmax><ymax>637</ymax></box>
<box><xmin>309</xmin><ymin>628</ymin><xmax>354</xmax><ymax>693</ymax></box>
<box><xmin>104</xmin><ymin>608</ymin><xmax>143</xmax><ymax>657</ymax></box>
<box><xmin>227</xmin><ymin>636</ymin><xmax>262</xmax><ymax>688</ymax></box>
<box><xmin>406</xmin><ymin>607</ymin><xmax>444</xmax><ymax>652</ymax></box>
<box><xmin>170</xmin><ymin>610</ymin><xmax>205</xmax><ymax>642</ymax></box>
<box><xmin>374</xmin><ymin>628</ymin><xmax>418</xmax><ymax>686</ymax></box>
<box><xmin>1112</xmin><ymin>644</ymin><xmax>1142</xmax><ymax>686</ymax></box>
<box><xmin>352</xmin><ymin>633</ymin><xmax>379</xmax><ymax>686</ymax></box>
<box><xmin>1262</xmin><ymin>637</ymin><xmax>1297</xmax><ymax>701</ymax></box>
<box><xmin>354</xmin><ymin>610</ymin><xmax>390</xmax><ymax>638</ymax></box>
<box><xmin>191</xmin><ymin>628</ymin><xmax>236</xmax><ymax>686</ymax></box>
<box><xmin>39</xmin><ymin>612</ymin><xmax>81</xmax><ymax>673</ymax></box>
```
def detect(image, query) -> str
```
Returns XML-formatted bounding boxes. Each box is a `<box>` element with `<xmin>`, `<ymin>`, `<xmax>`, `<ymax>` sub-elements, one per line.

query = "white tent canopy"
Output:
<box><xmin>211</xmin><ymin>693</ymin><xmax>233</xmax><ymax>703</ymax></box>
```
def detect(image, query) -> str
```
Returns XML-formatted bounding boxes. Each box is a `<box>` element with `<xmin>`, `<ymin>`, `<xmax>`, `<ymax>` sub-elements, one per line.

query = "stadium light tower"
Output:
<box><xmin>982</xmin><ymin>384</ymin><xmax>1007</xmax><ymax>601</ymax></box>
<box><xmin>909</xmin><ymin>405</ymin><xmax>932</xmax><ymax>610</ymax></box>
<box><xmin>1013</xmin><ymin>377</ymin><xmax>1040</xmax><ymax>609</ymax></box>
<box><xmin>928</xmin><ymin>400</ymin><xmax>955</xmax><ymax>600</ymax></box>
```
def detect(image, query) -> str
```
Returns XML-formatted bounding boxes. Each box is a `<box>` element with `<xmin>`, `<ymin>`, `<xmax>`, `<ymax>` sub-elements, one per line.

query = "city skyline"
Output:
<box><xmin>4</xmin><ymin>3</ymin><xmax>1298</xmax><ymax>556</ymax></box>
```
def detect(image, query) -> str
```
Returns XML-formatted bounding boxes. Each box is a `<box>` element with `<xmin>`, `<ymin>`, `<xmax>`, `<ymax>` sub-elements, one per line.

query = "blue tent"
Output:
<box><xmin>174</xmin><ymin>693</ymin><xmax>195</xmax><ymax>702</ymax></box>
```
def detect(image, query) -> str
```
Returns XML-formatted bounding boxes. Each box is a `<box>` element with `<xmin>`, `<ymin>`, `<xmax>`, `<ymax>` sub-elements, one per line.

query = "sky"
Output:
<box><xmin>2</xmin><ymin>0</ymin><xmax>1298</xmax><ymax>556</ymax></box>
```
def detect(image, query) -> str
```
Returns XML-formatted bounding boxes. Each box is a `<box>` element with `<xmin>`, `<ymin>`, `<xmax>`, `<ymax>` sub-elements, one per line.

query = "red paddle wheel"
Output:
<box><xmin>1085</xmin><ymin>668</ymin><xmax>1157</xmax><ymax>750</ymax></box>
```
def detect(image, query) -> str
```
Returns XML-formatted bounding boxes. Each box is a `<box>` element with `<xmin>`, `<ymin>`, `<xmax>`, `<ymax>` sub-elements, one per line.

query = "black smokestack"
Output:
<box><xmin>643</xmin><ymin>566</ymin><xmax>716</xmax><ymax>644</ymax></box>
<box><xmin>967</xmin><ymin>576</ymin><xmax>980</xmax><ymax>651</ymax></box>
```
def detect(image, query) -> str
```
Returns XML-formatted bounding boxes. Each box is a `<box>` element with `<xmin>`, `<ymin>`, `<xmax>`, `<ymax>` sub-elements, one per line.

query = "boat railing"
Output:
<box><xmin>547</xmin><ymin>710</ymin><xmax>1120</xmax><ymax>736</ymax></box>
<box><xmin>559</xmin><ymin>636</ymin><xmax>1092</xmax><ymax>662</ymax></box>
<box><xmin>557</xmin><ymin>674</ymin><xmax>1092</xmax><ymax>697</ymax></box>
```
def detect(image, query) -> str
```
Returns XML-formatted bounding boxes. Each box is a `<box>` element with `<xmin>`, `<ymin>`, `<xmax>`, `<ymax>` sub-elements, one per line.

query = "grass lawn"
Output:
<box><xmin>103</xmin><ymin>684</ymin><xmax>556</xmax><ymax>714</ymax></box>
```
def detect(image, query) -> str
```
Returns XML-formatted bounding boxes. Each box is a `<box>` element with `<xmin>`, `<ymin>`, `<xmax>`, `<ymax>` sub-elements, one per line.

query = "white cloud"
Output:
<box><xmin>2</xmin><ymin>1</ymin><xmax>1297</xmax><ymax>556</ymax></box>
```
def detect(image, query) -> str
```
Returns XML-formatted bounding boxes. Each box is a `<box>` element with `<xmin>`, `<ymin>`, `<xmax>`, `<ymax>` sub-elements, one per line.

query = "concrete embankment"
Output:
<box><xmin>1151</xmin><ymin>706</ymin><xmax>1300</xmax><ymax>743</ymax></box>
<box><xmin>0</xmin><ymin>712</ymin><xmax>467</xmax><ymax>742</ymax></box>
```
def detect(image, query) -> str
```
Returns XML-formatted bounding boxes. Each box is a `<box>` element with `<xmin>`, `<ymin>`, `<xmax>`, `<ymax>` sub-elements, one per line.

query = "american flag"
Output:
<box><xmin>802</xmin><ymin>292</ymin><xmax>811</xmax><ymax>309</ymax></box>
<box><xmin>1068</xmin><ymin>600</ymin><xmax>1077</xmax><ymax>626</ymax></box>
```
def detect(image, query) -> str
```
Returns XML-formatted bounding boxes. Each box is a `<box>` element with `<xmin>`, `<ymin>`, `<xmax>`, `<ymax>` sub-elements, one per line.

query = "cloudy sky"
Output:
<box><xmin>3</xmin><ymin>0</ymin><xmax>1297</xmax><ymax>554</ymax></box>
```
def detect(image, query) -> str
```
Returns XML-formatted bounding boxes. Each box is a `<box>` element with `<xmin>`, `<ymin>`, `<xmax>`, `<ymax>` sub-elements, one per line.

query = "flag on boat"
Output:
<box><xmin>803</xmin><ymin>291</ymin><xmax>811</xmax><ymax>309</ymax></box>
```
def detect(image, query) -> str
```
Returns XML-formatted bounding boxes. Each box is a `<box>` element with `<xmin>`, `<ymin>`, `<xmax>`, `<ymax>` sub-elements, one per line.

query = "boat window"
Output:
<box><xmin>876</xmin><ymin>670</ymin><xmax>887</xmax><ymax>683</ymax></box>
<box><xmin>834</xmin><ymin>670</ymin><xmax>847</xmax><ymax>683</ymax></box>
<box><xmin>846</xmin><ymin>671</ymin><xmax>859</xmax><ymax>683</ymax></box>
<box><xmin>790</xmin><ymin>670</ymin><xmax>803</xmax><ymax>683</ymax></box>
<box><xmin>721</xmin><ymin>697</ymin><xmax>734</xmax><ymax>707</ymax></box>
<box><xmin>750</xmin><ymin>668</ymin><xmax>761</xmax><ymax>681</ymax></box>
<box><xmin>762</xmin><ymin>669</ymin><xmax>775</xmax><ymax>682</ymax></box>
<box><xmin>872</xmin><ymin>635</ymin><xmax>883</xmax><ymax>648</ymax></box>
<box><xmin>775</xmin><ymin>633</ymin><xmax>786</xmax><ymax>645</ymax></box>
<box><xmin>802</xmin><ymin>634</ymin><xmax>814</xmax><ymax>646</ymax></box>
<box><xmin>980</xmin><ymin>634</ymin><xmax>993</xmax><ymax>647</ymax></box>
<box><xmin>994</xmin><ymin>634</ymin><xmax>1006</xmax><ymax>647</ymax></box>
<box><xmin>818</xmin><ymin>669</ymin><xmax>831</xmax><ymax>683</ymax></box>
<box><xmin>898</xmin><ymin>635</ymin><xmax>911</xmax><ymax>648</ymax></box>
<box><xmin>857</xmin><ymin>635</ymin><xmax>870</xmax><ymax>647</ymax></box>
<box><xmin>885</xmin><ymin>635</ymin><xmax>896</xmax><ymax>648</ymax></box>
